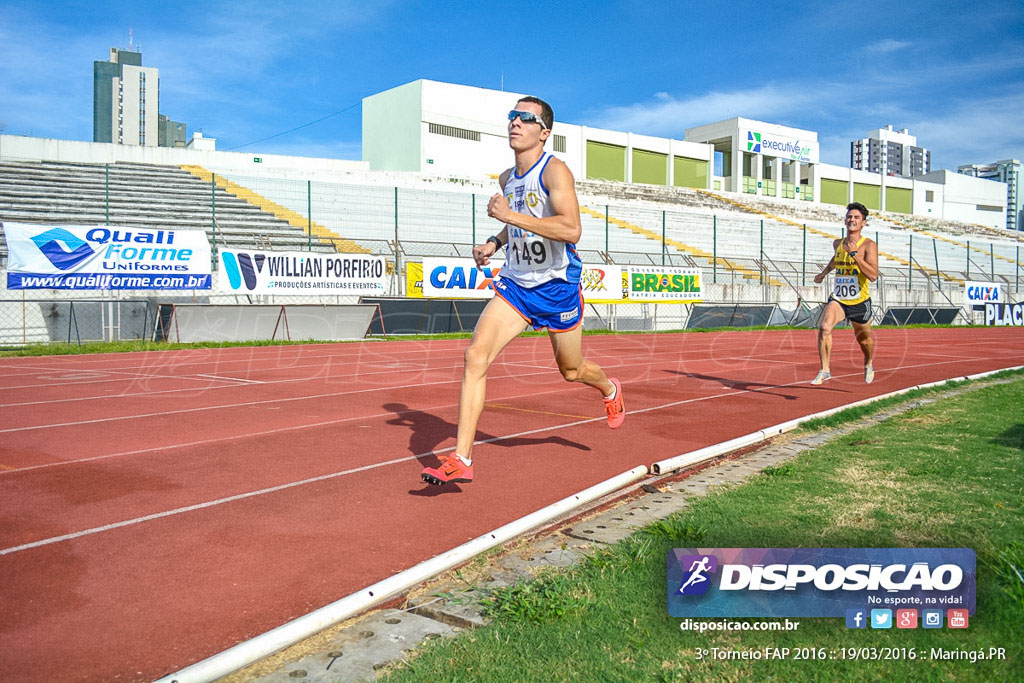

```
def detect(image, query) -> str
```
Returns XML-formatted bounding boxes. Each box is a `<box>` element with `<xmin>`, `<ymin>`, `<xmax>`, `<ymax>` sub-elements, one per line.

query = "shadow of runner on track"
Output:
<box><xmin>382</xmin><ymin>403</ymin><xmax>591</xmax><ymax>496</ymax></box>
<box><xmin>662</xmin><ymin>369</ymin><xmax>815</xmax><ymax>400</ymax></box>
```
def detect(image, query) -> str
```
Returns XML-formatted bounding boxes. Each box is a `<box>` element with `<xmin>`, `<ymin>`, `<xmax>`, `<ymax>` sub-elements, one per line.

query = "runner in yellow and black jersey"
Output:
<box><xmin>811</xmin><ymin>202</ymin><xmax>879</xmax><ymax>385</ymax></box>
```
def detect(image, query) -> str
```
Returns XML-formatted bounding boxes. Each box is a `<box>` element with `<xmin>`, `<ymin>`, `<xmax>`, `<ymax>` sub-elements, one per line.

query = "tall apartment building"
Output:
<box><xmin>850</xmin><ymin>125</ymin><xmax>930</xmax><ymax>178</ymax></box>
<box><xmin>958</xmin><ymin>159</ymin><xmax>1022</xmax><ymax>231</ymax></box>
<box><xmin>93</xmin><ymin>47</ymin><xmax>186</xmax><ymax>147</ymax></box>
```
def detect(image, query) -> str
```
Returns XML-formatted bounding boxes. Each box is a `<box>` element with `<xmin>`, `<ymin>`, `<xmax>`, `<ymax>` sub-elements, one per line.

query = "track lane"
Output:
<box><xmin>0</xmin><ymin>328</ymin><xmax>1021</xmax><ymax>682</ymax></box>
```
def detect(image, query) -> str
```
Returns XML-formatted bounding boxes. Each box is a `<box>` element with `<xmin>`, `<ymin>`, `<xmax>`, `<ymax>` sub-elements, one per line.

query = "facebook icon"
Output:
<box><xmin>845</xmin><ymin>608</ymin><xmax>867</xmax><ymax>629</ymax></box>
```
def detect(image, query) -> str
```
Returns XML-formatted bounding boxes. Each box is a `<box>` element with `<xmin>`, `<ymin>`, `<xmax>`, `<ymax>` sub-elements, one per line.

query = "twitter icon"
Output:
<box><xmin>870</xmin><ymin>609</ymin><xmax>892</xmax><ymax>629</ymax></box>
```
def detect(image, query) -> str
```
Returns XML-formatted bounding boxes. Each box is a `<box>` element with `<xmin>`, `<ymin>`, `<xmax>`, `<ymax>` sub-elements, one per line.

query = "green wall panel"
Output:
<box><xmin>632</xmin><ymin>149</ymin><xmax>667</xmax><ymax>185</ymax></box>
<box><xmin>673</xmin><ymin>156</ymin><xmax>708</xmax><ymax>189</ymax></box>
<box><xmin>853</xmin><ymin>183</ymin><xmax>881</xmax><ymax>210</ymax></box>
<box><xmin>820</xmin><ymin>179</ymin><xmax>849</xmax><ymax>206</ymax></box>
<box><xmin>586</xmin><ymin>141</ymin><xmax>626</xmax><ymax>182</ymax></box>
<box><xmin>886</xmin><ymin>186</ymin><xmax>912</xmax><ymax>214</ymax></box>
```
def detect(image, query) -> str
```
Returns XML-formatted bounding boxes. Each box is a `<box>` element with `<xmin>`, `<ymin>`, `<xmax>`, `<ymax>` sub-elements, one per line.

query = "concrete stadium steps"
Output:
<box><xmin>0</xmin><ymin>160</ymin><xmax>336</xmax><ymax>255</ymax></box>
<box><xmin>579</xmin><ymin>205</ymin><xmax>782</xmax><ymax>286</ymax></box>
<box><xmin>693</xmin><ymin>189</ymin><xmax>965</xmax><ymax>284</ymax></box>
<box><xmin>180</xmin><ymin>166</ymin><xmax>370</xmax><ymax>255</ymax></box>
<box><xmin>210</xmin><ymin>170</ymin><xmax>487</xmax><ymax>251</ymax></box>
<box><xmin>577</xmin><ymin>179</ymin><xmax>732</xmax><ymax>213</ymax></box>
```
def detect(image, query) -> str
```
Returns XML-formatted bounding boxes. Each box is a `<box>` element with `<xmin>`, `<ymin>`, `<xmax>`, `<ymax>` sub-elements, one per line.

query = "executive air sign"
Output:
<box><xmin>3</xmin><ymin>221</ymin><xmax>211</xmax><ymax>290</ymax></box>
<box><xmin>668</xmin><ymin>548</ymin><xmax>975</xmax><ymax>618</ymax></box>
<box><xmin>742</xmin><ymin>130</ymin><xmax>818</xmax><ymax>164</ymax></box>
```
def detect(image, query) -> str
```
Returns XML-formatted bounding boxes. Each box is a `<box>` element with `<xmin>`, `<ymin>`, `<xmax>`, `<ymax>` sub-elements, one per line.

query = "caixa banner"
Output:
<box><xmin>668</xmin><ymin>548</ymin><xmax>975</xmax><ymax>617</ymax></box>
<box><xmin>3</xmin><ymin>221</ymin><xmax>212</xmax><ymax>290</ymax></box>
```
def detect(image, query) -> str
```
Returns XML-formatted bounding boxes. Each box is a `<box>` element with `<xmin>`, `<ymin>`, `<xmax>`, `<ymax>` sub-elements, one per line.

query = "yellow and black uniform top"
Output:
<box><xmin>832</xmin><ymin>236</ymin><xmax>870</xmax><ymax>305</ymax></box>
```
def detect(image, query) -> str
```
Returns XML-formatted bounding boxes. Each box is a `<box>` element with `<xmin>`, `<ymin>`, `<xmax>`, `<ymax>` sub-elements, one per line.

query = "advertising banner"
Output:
<box><xmin>418</xmin><ymin>259</ymin><xmax>702</xmax><ymax>303</ymax></box>
<box><xmin>668</xmin><ymin>548</ymin><xmax>975</xmax><ymax>618</ymax></box>
<box><xmin>741</xmin><ymin>129</ymin><xmax>818</xmax><ymax>164</ymax></box>
<box><xmin>580</xmin><ymin>264</ymin><xmax>624</xmax><ymax>303</ymax></box>
<box><xmin>965</xmin><ymin>281</ymin><xmax>1005</xmax><ymax>306</ymax></box>
<box><xmin>623</xmin><ymin>265</ymin><xmax>703</xmax><ymax>302</ymax></box>
<box><xmin>3</xmin><ymin>221</ymin><xmax>211</xmax><ymax>290</ymax></box>
<box><xmin>406</xmin><ymin>261</ymin><xmax>425</xmax><ymax>298</ymax></box>
<box><xmin>421</xmin><ymin>257</ymin><xmax>503</xmax><ymax>299</ymax></box>
<box><xmin>984</xmin><ymin>302</ymin><xmax>1023</xmax><ymax>326</ymax></box>
<box><xmin>218</xmin><ymin>249</ymin><xmax>387</xmax><ymax>295</ymax></box>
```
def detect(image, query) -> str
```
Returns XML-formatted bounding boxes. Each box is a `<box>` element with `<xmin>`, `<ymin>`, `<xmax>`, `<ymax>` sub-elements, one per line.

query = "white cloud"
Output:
<box><xmin>586</xmin><ymin>84</ymin><xmax>838</xmax><ymax>138</ymax></box>
<box><xmin>865</xmin><ymin>39</ymin><xmax>911</xmax><ymax>53</ymax></box>
<box><xmin>905</xmin><ymin>91</ymin><xmax>1024</xmax><ymax>167</ymax></box>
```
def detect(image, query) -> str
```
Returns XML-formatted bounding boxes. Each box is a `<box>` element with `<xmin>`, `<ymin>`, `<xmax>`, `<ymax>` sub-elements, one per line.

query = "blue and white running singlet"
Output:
<box><xmin>499</xmin><ymin>153</ymin><xmax>582</xmax><ymax>288</ymax></box>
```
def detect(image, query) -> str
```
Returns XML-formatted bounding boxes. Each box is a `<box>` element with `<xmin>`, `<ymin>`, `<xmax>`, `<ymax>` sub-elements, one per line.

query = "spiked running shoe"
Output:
<box><xmin>810</xmin><ymin>370</ymin><xmax>831</xmax><ymax>386</ymax></box>
<box><xmin>864</xmin><ymin>364</ymin><xmax>875</xmax><ymax>384</ymax></box>
<box><xmin>421</xmin><ymin>455</ymin><xmax>474</xmax><ymax>485</ymax></box>
<box><xmin>603</xmin><ymin>378</ymin><xmax>625</xmax><ymax>429</ymax></box>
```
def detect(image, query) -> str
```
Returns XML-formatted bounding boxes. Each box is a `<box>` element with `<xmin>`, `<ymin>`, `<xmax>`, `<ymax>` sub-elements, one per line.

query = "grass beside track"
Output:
<box><xmin>383</xmin><ymin>378</ymin><xmax>1024</xmax><ymax>682</ymax></box>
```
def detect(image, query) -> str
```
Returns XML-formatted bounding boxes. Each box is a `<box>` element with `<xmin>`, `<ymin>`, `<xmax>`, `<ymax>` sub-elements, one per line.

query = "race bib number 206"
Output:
<box><xmin>834</xmin><ymin>275</ymin><xmax>859</xmax><ymax>300</ymax></box>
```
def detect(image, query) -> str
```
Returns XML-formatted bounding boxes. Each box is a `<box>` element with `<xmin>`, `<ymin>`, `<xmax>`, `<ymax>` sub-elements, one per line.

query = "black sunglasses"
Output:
<box><xmin>508</xmin><ymin>110</ymin><xmax>548</xmax><ymax>128</ymax></box>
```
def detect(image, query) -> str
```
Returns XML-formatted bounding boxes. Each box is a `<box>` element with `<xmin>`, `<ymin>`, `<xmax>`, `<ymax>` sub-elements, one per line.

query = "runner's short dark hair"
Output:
<box><xmin>516</xmin><ymin>96</ymin><xmax>554</xmax><ymax>130</ymax></box>
<box><xmin>846</xmin><ymin>202</ymin><xmax>869</xmax><ymax>219</ymax></box>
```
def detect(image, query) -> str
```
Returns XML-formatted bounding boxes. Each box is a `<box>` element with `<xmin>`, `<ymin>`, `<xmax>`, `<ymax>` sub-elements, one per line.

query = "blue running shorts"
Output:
<box><xmin>492</xmin><ymin>276</ymin><xmax>583</xmax><ymax>332</ymax></box>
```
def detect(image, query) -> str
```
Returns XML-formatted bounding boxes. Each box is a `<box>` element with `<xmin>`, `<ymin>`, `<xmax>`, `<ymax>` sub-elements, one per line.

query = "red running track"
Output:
<box><xmin>0</xmin><ymin>327</ymin><xmax>1022</xmax><ymax>682</ymax></box>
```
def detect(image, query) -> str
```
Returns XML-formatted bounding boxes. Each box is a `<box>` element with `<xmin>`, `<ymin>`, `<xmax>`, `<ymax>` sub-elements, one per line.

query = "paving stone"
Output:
<box><xmin>249</xmin><ymin>610</ymin><xmax>455</xmax><ymax>683</ymax></box>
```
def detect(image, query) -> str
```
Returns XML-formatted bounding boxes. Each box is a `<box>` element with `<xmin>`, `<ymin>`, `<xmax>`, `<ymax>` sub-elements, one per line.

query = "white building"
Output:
<box><xmin>362</xmin><ymin>79</ymin><xmax>713</xmax><ymax>189</ymax></box>
<box><xmin>850</xmin><ymin>125</ymin><xmax>931</xmax><ymax>178</ymax></box>
<box><xmin>361</xmin><ymin>79</ymin><xmax>1006</xmax><ymax>229</ymax></box>
<box><xmin>684</xmin><ymin>118</ymin><xmax>818</xmax><ymax>199</ymax></box>
<box><xmin>957</xmin><ymin>159</ymin><xmax>1022</xmax><ymax>231</ymax></box>
<box><xmin>92</xmin><ymin>48</ymin><xmax>159</xmax><ymax>147</ymax></box>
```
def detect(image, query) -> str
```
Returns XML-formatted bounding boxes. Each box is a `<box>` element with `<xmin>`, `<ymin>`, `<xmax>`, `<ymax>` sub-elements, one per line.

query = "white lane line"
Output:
<box><xmin>2</xmin><ymin>353</ymin><xmax>997</xmax><ymax>475</ymax></box>
<box><xmin>0</xmin><ymin>351</ymin><xmax>791</xmax><ymax>431</ymax></box>
<box><xmin>194</xmin><ymin>374</ymin><xmax>265</xmax><ymax>385</ymax></box>
<box><xmin>0</xmin><ymin>343</ymin><xmax>794</xmax><ymax>409</ymax></box>
<box><xmin>0</xmin><ymin>355</ymin><xmax>960</xmax><ymax>555</ymax></box>
<box><xmin>0</xmin><ymin>454</ymin><xmax>418</xmax><ymax>556</ymax></box>
<box><xmin>0</xmin><ymin>412</ymin><xmax>624</xmax><ymax>556</ymax></box>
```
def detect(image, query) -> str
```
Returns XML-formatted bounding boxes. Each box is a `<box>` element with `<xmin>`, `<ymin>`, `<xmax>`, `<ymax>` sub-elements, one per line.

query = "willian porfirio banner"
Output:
<box><xmin>418</xmin><ymin>258</ymin><xmax>702</xmax><ymax>303</ymax></box>
<box><xmin>3</xmin><ymin>221</ymin><xmax>211</xmax><ymax>290</ymax></box>
<box><xmin>218</xmin><ymin>249</ymin><xmax>387</xmax><ymax>294</ymax></box>
<box><xmin>668</xmin><ymin>548</ymin><xmax>975</xmax><ymax>618</ymax></box>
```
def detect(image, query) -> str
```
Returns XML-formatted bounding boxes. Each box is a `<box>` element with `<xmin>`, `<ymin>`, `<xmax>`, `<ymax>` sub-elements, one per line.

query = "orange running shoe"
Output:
<box><xmin>421</xmin><ymin>454</ymin><xmax>474</xmax><ymax>485</ymax></box>
<box><xmin>603</xmin><ymin>378</ymin><xmax>625</xmax><ymax>429</ymax></box>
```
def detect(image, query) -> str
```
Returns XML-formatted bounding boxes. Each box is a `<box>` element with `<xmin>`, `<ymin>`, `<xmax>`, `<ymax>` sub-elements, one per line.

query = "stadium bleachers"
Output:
<box><xmin>0</xmin><ymin>160</ymin><xmax>338</xmax><ymax>257</ymax></box>
<box><xmin>2</xmin><ymin>159</ymin><xmax>1021</xmax><ymax>289</ymax></box>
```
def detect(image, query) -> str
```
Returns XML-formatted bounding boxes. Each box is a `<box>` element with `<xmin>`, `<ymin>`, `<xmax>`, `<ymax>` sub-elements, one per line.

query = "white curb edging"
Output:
<box><xmin>156</xmin><ymin>465</ymin><xmax>649</xmax><ymax>683</ymax></box>
<box><xmin>651</xmin><ymin>365</ymin><xmax>1023</xmax><ymax>475</ymax></box>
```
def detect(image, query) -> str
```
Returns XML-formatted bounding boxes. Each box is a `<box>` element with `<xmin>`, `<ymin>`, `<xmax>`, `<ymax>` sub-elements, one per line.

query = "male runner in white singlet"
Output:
<box><xmin>811</xmin><ymin>202</ymin><xmax>879</xmax><ymax>385</ymax></box>
<box><xmin>422</xmin><ymin>96</ymin><xmax>625</xmax><ymax>486</ymax></box>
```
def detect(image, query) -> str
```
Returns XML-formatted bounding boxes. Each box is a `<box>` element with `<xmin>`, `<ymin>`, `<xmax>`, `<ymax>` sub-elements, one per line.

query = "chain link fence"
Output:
<box><xmin>2</xmin><ymin>160</ymin><xmax>1022</xmax><ymax>344</ymax></box>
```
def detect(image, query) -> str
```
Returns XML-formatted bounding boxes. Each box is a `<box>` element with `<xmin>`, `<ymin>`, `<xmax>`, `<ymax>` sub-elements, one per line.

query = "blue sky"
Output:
<box><xmin>1</xmin><ymin>1</ymin><xmax>1022</xmax><ymax>170</ymax></box>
